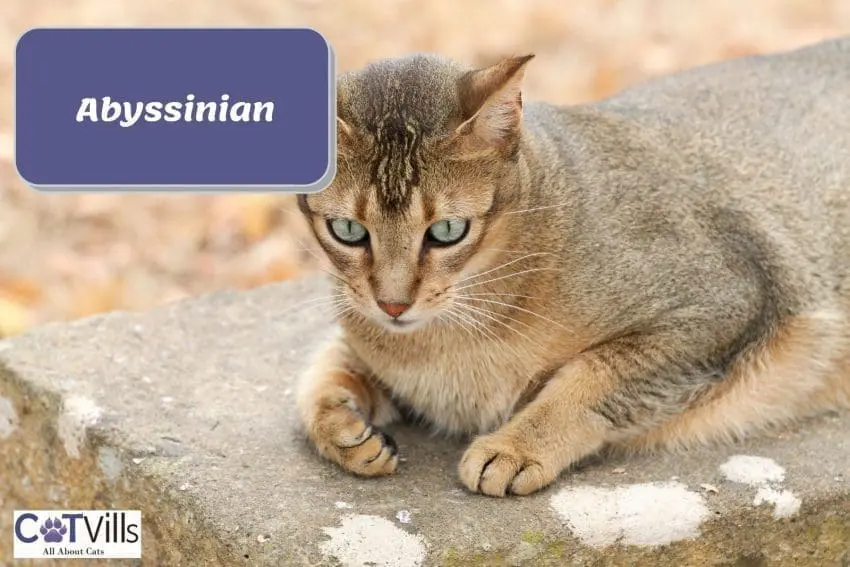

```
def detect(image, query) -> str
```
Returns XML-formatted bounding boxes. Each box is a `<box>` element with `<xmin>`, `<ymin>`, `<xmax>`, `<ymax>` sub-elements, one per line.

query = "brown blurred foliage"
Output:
<box><xmin>1</xmin><ymin>0</ymin><xmax>849</xmax><ymax>335</ymax></box>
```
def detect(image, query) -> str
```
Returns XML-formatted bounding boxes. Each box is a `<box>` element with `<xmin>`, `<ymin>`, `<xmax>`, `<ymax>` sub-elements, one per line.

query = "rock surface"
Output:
<box><xmin>1</xmin><ymin>275</ymin><xmax>848</xmax><ymax>566</ymax></box>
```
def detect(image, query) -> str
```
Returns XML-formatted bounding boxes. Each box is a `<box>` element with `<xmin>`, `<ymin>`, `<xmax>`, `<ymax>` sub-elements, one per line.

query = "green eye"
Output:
<box><xmin>426</xmin><ymin>219</ymin><xmax>469</xmax><ymax>245</ymax></box>
<box><xmin>328</xmin><ymin>218</ymin><xmax>368</xmax><ymax>244</ymax></box>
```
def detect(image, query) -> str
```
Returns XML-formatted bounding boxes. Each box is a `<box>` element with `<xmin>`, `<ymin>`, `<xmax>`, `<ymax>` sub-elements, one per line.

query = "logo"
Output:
<box><xmin>40</xmin><ymin>517</ymin><xmax>68</xmax><ymax>542</ymax></box>
<box><xmin>13</xmin><ymin>510</ymin><xmax>141</xmax><ymax>559</ymax></box>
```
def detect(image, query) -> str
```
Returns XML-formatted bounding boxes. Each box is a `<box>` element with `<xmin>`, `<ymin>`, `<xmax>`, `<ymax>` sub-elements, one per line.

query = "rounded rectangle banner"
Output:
<box><xmin>15</xmin><ymin>27</ymin><xmax>336</xmax><ymax>192</ymax></box>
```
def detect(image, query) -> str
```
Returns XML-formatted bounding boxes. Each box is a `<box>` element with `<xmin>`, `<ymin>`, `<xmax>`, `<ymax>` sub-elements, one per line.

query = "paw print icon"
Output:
<box><xmin>40</xmin><ymin>517</ymin><xmax>68</xmax><ymax>543</ymax></box>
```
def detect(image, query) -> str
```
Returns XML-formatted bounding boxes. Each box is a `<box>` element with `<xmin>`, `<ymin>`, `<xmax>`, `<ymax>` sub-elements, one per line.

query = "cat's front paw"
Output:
<box><xmin>459</xmin><ymin>433</ymin><xmax>557</xmax><ymax>497</ymax></box>
<box><xmin>305</xmin><ymin>398</ymin><xmax>400</xmax><ymax>477</ymax></box>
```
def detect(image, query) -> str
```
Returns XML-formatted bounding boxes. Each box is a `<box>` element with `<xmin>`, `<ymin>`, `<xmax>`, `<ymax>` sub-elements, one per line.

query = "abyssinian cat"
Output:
<box><xmin>295</xmin><ymin>36</ymin><xmax>850</xmax><ymax>497</ymax></box>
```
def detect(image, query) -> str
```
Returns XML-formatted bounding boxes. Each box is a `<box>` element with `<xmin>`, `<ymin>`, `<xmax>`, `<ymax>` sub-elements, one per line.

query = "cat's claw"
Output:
<box><xmin>342</xmin><ymin>426</ymin><xmax>399</xmax><ymax>476</ymax></box>
<box><xmin>459</xmin><ymin>434</ymin><xmax>556</xmax><ymax>497</ymax></box>
<box><xmin>311</xmin><ymin>405</ymin><xmax>400</xmax><ymax>477</ymax></box>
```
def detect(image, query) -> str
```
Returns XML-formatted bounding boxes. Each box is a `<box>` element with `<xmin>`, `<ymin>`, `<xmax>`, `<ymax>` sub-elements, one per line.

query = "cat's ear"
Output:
<box><xmin>336</xmin><ymin>83</ymin><xmax>359</xmax><ymax>157</ymax></box>
<box><xmin>453</xmin><ymin>54</ymin><xmax>535</xmax><ymax>157</ymax></box>
<box><xmin>337</xmin><ymin>116</ymin><xmax>357</xmax><ymax>157</ymax></box>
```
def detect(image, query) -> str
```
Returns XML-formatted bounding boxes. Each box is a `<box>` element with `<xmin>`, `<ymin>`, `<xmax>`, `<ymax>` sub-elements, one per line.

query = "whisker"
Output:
<box><xmin>317</xmin><ymin>298</ymin><xmax>350</xmax><ymax>310</ymax></box>
<box><xmin>290</xmin><ymin>245</ymin><xmax>327</xmax><ymax>254</ymax></box>
<box><xmin>460</xmin><ymin>292</ymin><xmax>540</xmax><ymax>300</ymax></box>
<box><xmin>291</xmin><ymin>235</ymin><xmax>354</xmax><ymax>290</ymax></box>
<box><xmin>276</xmin><ymin>294</ymin><xmax>347</xmax><ymax>317</ymax></box>
<box><xmin>455</xmin><ymin>296</ymin><xmax>573</xmax><ymax>333</ymax></box>
<box><xmin>452</xmin><ymin>267</ymin><xmax>559</xmax><ymax>292</ymax></box>
<box><xmin>332</xmin><ymin>306</ymin><xmax>357</xmax><ymax>322</ymax></box>
<box><xmin>455</xmin><ymin>301</ymin><xmax>536</xmax><ymax>333</ymax></box>
<box><xmin>452</xmin><ymin>304</ymin><xmax>533</xmax><ymax>363</ymax></box>
<box><xmin>454</xmin><ymin>302</ymin><xmax>547</xmax><ymax>354</ymax></box>
<box><xmin>447</xmin><ymin>306</ymin><xmax>492</xmax><ymax>337</ymax></box>
<box><xmin>291</xmin><ymin>234</ymin><xmax>329</xmax><ymax>265</ymax></box>
<box><xmin>447</xmin><ymin>307</ymin><xmax>510</xmax><ymax>355</ymax></box>
<box><xmin>478</xmin><ymin>247</ymin><xmax>554</xmax><ymax>255</ymax></box>
<box><xmin>300</xmin><ymin>301</ymin><xmax>351</xmax><ymax>320</ymax></box>
<box><xmin>294</xmin><ymin>293</ymin><xmax>346</xmax><ymax>304</ymax></box>
<box><xmin>454</xmin><ymin>252</ymin><xmax>551</xmax><ymax>285</ymax></box>
<box><xmin>321</xmin><ymin>270</ymin><xmax>354</xmax><ymax>290</ymax></box>
<box><xmin>440</xmin><ymin>309</ymin><xmax>482</xmax><ymax>344</ymax></box>
<box><xmin>503</xmin><ymin>203</ymin><xmax>569</xmax><ymax>215</ymax></box>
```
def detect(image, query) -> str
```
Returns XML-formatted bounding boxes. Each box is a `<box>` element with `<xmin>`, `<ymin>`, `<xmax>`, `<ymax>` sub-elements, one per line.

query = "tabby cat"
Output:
<box><xmin>295</xmin><ymin>37</ymin><xmax>850</xmax><ymax>497</ymax></box>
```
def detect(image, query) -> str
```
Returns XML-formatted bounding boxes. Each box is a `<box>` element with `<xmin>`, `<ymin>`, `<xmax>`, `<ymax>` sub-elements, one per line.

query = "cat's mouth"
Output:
<box><xmin>378</xmin><ymin>315</ymin><xmax>429</xmax><ymax>334</ymax></box>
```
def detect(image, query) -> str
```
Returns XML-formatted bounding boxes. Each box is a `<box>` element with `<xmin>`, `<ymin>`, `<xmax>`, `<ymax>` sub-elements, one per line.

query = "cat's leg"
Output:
<box><xmin>624</xmin><ymin>309</ymin><xmax>850</xmax><ymax>453</ymax></box>
<box><xmin>296</xmin><ymin>337</ymin><xmax>400</xmax><ymax>476</ymax></box>
<box><xmin>458</xmin><ymin>318</ymin><xmax>790</xmax><ymax>497</ymax></box>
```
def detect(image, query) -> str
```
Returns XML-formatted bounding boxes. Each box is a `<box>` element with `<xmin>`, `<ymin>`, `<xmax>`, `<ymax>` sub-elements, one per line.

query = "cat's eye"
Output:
<box><xmin>426</xmin><ymin>219</ymin><xmax>469</xmax><ymax>246</ymax></box>
<box><xmin>328</xmin><ymin>218</ymin><xmax>369</xmax><ymax>245</ymax></box>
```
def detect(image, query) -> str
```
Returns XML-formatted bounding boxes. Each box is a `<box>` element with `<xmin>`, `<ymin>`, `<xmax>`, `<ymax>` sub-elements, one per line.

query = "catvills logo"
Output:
<box><xmin>13</xmin><ymin>510</ymin><xmax>141</xmax><ymax>559</ymax></box>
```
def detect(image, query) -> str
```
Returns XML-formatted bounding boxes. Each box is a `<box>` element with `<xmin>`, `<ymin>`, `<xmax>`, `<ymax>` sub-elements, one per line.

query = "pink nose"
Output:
<box><xmin>377</xmin><ymin>301</ymin><xmax>411</xmax><ymax>318</ymax></box>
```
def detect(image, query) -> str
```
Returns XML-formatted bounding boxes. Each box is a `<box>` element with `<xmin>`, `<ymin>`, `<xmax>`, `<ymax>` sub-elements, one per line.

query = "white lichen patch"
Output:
<box><xmin>0</xmin><ymin>396</ymin><xmax>18</xmax><ymax>439</ymax></box>
<box><xmin>549</xmin><ymin>481</ymin><xmax>709</xmax><ymax>548</ymax></box>
<box><xmin>719</xmin><ymin>455</ymin><xmax>801</xmax><ymax>519</ymax></box>
<box><xmin>753</xmin><ymin>487</ymin><xmax>801</xmax><ymax>519</ymax></box>
<box><xmin>719</xmin><ymin>455</ymin><xmax>786</xmax><ymax>486</ymax></box>
<box><xmin>57</xmin><ymin>395</ymin><xmax>103</xmax><ymax>458</ymax></box>
<box><xmin>320</xmin><ymin>514</ymin><xmax>427</xmax><ymax>567</ymax></box>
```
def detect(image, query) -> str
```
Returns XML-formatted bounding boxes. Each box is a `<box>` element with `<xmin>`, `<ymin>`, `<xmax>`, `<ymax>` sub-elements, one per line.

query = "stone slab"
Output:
<box><xmin>1</xmin><ymin>275</ymin><xmax>848</xmax><ymax>566</ymax></box>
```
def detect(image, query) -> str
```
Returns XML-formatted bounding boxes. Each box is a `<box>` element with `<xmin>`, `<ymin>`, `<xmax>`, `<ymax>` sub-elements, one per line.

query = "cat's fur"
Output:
<box><xmin>295</xmin><ymin>37</ymin><xmax>850</xmax><ymax>497</ymax></box>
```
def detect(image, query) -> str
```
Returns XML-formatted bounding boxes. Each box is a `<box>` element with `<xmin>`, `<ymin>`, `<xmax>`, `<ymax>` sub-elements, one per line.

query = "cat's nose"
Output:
<box><xmin>377</xmin><ymin>301</ymin><xmax>411</xmax><ymax>318</ymax></box>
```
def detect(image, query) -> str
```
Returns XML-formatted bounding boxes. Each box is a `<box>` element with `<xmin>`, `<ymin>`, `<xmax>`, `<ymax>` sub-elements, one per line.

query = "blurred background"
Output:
<box><xmin>1</xmin><ymin>0</ymin><xmax>849</xmax><ymax>336</ymax></box>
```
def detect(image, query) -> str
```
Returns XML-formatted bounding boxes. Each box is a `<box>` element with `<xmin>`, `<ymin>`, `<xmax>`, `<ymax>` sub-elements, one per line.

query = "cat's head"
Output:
<box><xmin>298</xmin><ymin>53</ymin><xmax>534</xmax><ymax>333</ymax></box>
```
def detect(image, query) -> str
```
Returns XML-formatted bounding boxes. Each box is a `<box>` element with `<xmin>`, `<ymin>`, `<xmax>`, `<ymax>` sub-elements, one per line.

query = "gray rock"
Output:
<box><xmin>1</xmin><ymin>275</ymin><xmax>848</xmax><ymax>565</ymax></box>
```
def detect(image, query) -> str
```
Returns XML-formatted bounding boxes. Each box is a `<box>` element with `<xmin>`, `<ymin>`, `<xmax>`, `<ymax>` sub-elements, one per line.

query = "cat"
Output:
<box><xmin>294</xmin><ymin>36</ymin><xmax>850</xmax><ymax>497</ymax></box>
